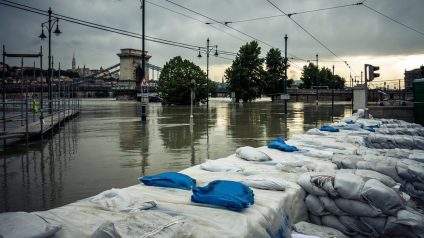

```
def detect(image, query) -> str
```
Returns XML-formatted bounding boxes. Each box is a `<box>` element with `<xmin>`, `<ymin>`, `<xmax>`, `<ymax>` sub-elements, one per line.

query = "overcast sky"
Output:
<box><xmin>1</xmin><ymin>0</ymin><xmax>423</xmax><ymax>88</ymax></box>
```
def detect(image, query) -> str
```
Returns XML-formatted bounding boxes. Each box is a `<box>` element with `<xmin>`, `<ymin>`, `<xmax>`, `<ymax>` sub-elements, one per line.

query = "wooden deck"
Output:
<box><xmin>1</xmin><ymin>109</ymin><xmax>79</xmax><ymax>145</ymax></box>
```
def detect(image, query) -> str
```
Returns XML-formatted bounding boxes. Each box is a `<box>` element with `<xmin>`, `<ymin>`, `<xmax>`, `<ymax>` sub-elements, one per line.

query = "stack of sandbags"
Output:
<box><xmin>332</xmin><ymin>154</ymin><xmax>424</xmax><ymax>205</ymax></box>
<box><xmin>297</xmin><ymin>171</ymin><xmax>424</xmax><ymax>237</ymax></box>
<box><xmin>366</xmin><ymin>133</ymin><xmax>424</xmax><ymax>150</ymax></box>
<box><xmin>374</xmin><ymin>127</ymin><xmax>424</xmax><ymax>137</ymax></box>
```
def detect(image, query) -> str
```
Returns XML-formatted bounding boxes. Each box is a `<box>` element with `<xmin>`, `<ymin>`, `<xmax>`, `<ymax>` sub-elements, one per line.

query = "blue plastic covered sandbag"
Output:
<box><xmin>319</xmin><ymin>126</ymin><xmax>340</xmax><ymax>132</ymax></box>
<box><xmin>267</xmin><ymin>137</ymin><xmax>298</xmax><ymax>152</ymax></box>
<box><xmin>139</xmin><ymin>172</ymin><xmax>196</xmax><ymax>190</ymax></box>
<box><xmin>191</xmin><ymin>180</ymin><xmax>254</xmax><ymax>211</ymax></box>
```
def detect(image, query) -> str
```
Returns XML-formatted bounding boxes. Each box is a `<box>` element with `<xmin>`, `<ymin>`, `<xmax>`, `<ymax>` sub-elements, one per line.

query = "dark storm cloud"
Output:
<box><xmin>0</xmin><ymin>0</ymin><xmax>423</xmax><ymax>78</ymax></box>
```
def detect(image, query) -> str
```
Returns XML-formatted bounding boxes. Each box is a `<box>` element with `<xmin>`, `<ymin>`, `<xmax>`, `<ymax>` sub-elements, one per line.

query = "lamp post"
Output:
<box><xmin>190</xmin><ymin>79</ymin><xmax>196</xmax><ymax>120</ymax></box>
<box><xmin>197</xmin><ymin>38</ymin><xmax>218</xmax><ymax>108</ymax></box>
<box><xmin>39</xmin><ymin>7</ymin><xmax>61</xmax><ymax>114</ymax></box>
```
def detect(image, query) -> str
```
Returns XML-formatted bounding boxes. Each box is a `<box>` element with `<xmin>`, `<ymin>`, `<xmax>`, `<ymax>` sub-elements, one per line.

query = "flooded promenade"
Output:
<box><xmin>0</xmin><ymin>99</ymin><xmax>351</xmax><ymax>213</ymax></box>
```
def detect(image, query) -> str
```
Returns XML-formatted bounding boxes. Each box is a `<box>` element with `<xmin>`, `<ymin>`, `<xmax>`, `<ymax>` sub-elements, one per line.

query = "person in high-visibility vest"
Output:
<box><xmin>33</xmin><ymin>99</ymin><xmax>39</xmax><ymax>113</ymax></box>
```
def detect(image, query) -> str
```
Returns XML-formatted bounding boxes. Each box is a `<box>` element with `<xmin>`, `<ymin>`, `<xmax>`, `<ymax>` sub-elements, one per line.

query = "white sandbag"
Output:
<box><xmin>360</xmin><ymin>179</ymin><xmax>405</xmax><ymax>215</ymax></box>
<box><xmin>200</xmin><ymin>160</ymin><xmax>243</xmax><ymax>172</ymax></box>
<box><xmin>89</xmin><ymin>188</ymin><xmax>156</xmax><ymax>213</ymax></box>
<box><xmin>304</xmin><ymin>149</ymin><xmax>334</xmax><ymax>159</ymax></box>
<box><xmin>91</xmin><ymin>211</ymin><xmax>192</xmax><ymax>238</ymax></box>
<box><xmin>310</xmin><ymin>175</ymin><xmax>337</xmax><ymax>197</ymax></box>
<box><xmin>409</xmin><ymin>152</ymin><xmax>424</xmax><ymax>163</ymax></box>
<box><xmin>91</xmin><ymin>222</ymin><xmax>121</xmax><ymax>238</ymax></box>
<box><xmin>321</xmin><ymin>215</ymin><xmax>356</xmax><ymax>236</ymax></box>
<box><xmin>334</xmin><ymin>198</ymin><xmax>383</xmax><ymax>217</ymax></box>
<box><xmin>353</xmin><ymin>169</ymin><xmax>397</xmax><ymax>188</ymax></box>
<box><xmin>292</xmin><ymin>234</ymin><xmax>319</xmax><ymax>238</ymax></box>
<box><xmin>332</xmin><ymin>155</ymin><xmax>361</xmax><ymax>169</ymax></box>
<box><xmin>319</xmin><ymin>196</ymin><xmax>347</xmax><ymax>216</ymax></box>
<box><xmin>0</xmin><ymin>212</ymin><xmax>61</xmax><ymax>238</ymax></box>
<box><xmin>357</xmin><ymin>160</ymin><xmax>403</xmax><ymax>182</ymax></box>
<box><xmin>235</xmin><ymin>146</ymin><xmax>271</xmax><ymax>161</ymax></box>
<box><xmin>276</xmin><ymin>160</ymin><xmax>311</xmax><ymax>173</ymax></box>
<box><xmin>306</xmin><ymin>128</ymin><xmax>327</xmax><ymax>136</ymax></box>
<box><xmin>241</xmin><ymin>174</ymin><xmax>287</xmax><ymax>191</ymax></box>
<box><xmin>293</xmin><ymin>221</ymin><xmax>349</xmax><ymax>238</ymax></box>
<box><xmin>334</xmin><ymin>173</ymin><xmax>364</xmax><ymax>200</ymax></box>
<box><xmin>305</xmin><ymin>194</ymin><xmax>329</xmax><ymax>216</ymax></box>
<box><xmin>297</xmin><ymin>173</ymin><xmax>330</xmax><ymax>197</ymax></box>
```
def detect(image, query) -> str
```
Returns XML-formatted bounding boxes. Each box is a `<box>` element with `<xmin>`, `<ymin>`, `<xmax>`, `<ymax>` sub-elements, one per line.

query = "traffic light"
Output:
<box><xmin>368</xmin><ymin>65</ymin><xmax>380</xmax><ymax>81</ymax></box>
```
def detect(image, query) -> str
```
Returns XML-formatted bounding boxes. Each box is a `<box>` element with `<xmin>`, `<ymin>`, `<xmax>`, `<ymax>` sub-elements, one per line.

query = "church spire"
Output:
<box><xmin>72</xmin><ymin>52</ymin><xmax>76</xmax><ymax>70</ymax></box>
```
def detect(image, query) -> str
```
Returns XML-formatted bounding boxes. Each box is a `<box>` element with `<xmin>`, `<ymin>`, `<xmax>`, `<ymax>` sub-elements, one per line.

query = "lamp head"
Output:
<box><xmin>197</xmin><ymin>48</ymin><xmax>202</xmax><ymax>58</ymax></box>
<box><xmin>39</xmin><ymin>28</ymin><xmax>47</xmax><ymax>40</ymax></box>
<box><xmin>54</xmin><ymin>19</ymin><xmax>62</xmax><ymax>36</ymax></box>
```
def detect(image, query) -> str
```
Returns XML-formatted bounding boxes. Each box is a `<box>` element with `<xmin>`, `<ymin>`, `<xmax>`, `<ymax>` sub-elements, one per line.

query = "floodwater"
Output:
<box><xmin>0</xmin><ymin>99</ymin><xmax>352</xmax><ymax>212</ymax></box>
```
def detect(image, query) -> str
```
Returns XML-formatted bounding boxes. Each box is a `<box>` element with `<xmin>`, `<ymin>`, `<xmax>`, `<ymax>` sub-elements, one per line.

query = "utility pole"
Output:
<box><xmin>315</xmin><ymin>54</ymin><xmax>319</xmax><ymax>105</ymax></box>
<box><xmin>141</xmin><ymin>0</ymin><xmax>147</xmax><ymax>121</ymax></box>
<box><xmin>206</xmin><ymin>38</ymin><xmax>210</xmax><ymax>109</ymax></box>
<box><xmin>284</xmin><ymin>34</ymin><xmax>288</xmax><ymax>114</ymax></box>
<box><xmin>361</xmin><ymin>71</ymin><xmax>363</xmax><ymax>84</ymax></box>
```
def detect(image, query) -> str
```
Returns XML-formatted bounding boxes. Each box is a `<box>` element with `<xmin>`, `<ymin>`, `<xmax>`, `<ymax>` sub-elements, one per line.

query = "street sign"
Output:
<box><xmin>281</xmin><ymin>94</ymin><xmax>290</xmax><ymax>100</ymax></box>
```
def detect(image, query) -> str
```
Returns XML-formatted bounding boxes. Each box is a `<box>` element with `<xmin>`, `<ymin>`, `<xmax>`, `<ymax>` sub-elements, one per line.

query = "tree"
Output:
<box><xmin>158</xmin><ymin>56</ymin><xmax>207</xmax><ymax>105</ymax></box>
<box><xmin>300</xmin><ymin>63</ymin><xmax>345</xmax><ymax>89</ymax></box>
<box><xmin>225</xmin><ymin>41</ymin><xmax>264</xmax><ymax>102</ymax></box>
<box><xmin>263</xmin><ymin>48</ymin><xmax>289</xmax><ymax>100</ymax></box>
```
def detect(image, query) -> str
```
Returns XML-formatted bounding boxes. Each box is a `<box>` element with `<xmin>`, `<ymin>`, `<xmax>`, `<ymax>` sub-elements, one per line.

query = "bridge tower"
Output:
<box><xmin>117</xmin><ymin>48</ymin><xmax>151</xmax><ymax>83</ymax></box>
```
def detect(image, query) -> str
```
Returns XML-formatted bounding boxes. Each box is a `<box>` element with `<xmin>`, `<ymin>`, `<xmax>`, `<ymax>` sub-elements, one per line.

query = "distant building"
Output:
<box><xmin>117</xmin><ymin>48</ymin><xmax>151</xmax><ymax>82</ymax></box>
<box><xmin>404</xmin><ymin>65</ymin><xmax>424</xmax><ymax>89</ymax></box>
<box><xmin>0</xmin><ymin>62</ymin><xmax>8</xmax><ymax>72</ymax></box>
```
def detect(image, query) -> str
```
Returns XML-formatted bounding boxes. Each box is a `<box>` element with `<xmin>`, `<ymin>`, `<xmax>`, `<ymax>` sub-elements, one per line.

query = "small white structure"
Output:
<box><xmin>353</xmin><ymin>84</ymin><xmax>366</xmax><ymax>111</ymax></box>
<box><xmin>117</xmin><ymin>48</ymin><xmax>151</xmax><ymax>81</ymax></box>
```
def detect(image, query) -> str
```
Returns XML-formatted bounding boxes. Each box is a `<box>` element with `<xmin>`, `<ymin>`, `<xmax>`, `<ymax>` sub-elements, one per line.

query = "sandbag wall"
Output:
<box><xmin>297</xmin><ymin>171</ymin><xmax>424</xmax><ymax>237</ymax></box>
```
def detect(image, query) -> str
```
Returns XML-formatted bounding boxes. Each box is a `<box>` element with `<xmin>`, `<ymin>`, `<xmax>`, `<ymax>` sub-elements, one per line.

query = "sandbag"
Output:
<box><xmin>353</xmin><ymin>169</ymin><xmax>397</xmax><ymax>188</ymax></box>
<box><xmin>319</xmin><ymin>196</ymin><xmax>347</xmax><ymax>216</ymax></box>
<box><xmin>191</xmin><ymin>180</ymin><xmax>254</xmax><ymax>211</ymax></box>
<box><xmin>321</xmin><ymin>215</ymin><xmax>356</xmax><ymax>236</ymax></box>
<box><xmin>89</xmin><ymin>188</ymin><xmax>156</xmax><ymax>212</ymax></box>
<box><xmin>241</xmin><ymin>174</ymin><xmax>287</xmax><ymax>191</ymax></box>
<box><xmin>305</xmin><ymin>194</ymin><xmax>329</xmax><ymax>216</ymax></box>
<box><xmin>357</xmin><ymin>160</ymin><xmax>403</xmax><ymax>182</ymax></box>
<box><xmin>384</xmin><ymin>208</ymin><xmax>424</xmax><ymax>238</ymax></box>
<box><xmin>0</xmin><ymin>212</ymin><xmax>61</xmax><ymax>238</ymax></box>
<box><xmin>200</xmin><ymin>160</ymin><xmax>243</xmax><ymax>172</ymax></box>
<box><xmin>140</xmin><ymin>172</ymin><xmax>196</xmax><ymax>190</ymax></box>
<box><xmin>359</xmin><ymin>216</ymin><xmax>387</xmax><ymax>235</ymax></box>
<box><xmin>334</xmin><ymin>173</ymin><xmax>364</xmax><ymax>200</ymax></box>
<box><xmin>310</xmin><ymin>175</ymin><xmax>337</xmax><ymax>197</ymax></box>
<box><xmin>235</xmin><ymin>146</ymin><xmax>271</xmax><ymax>161</ymax></box>
<box><xmin>360</xmin><ymin>179</ymin><xmax>405</xmax><ymax>215</ymax></box>
<box><xmin>338</xmin><ymin>216</ymin><xmax>376</xmax><ymax>236</ymax></box>
<box><xmin>334</xmin><ymin>198</ymin><xmax>383</xmax><ymax>217</ymax></box>
<box><xmin>293</xmin><ymin>221</ymin><xmax>349</xmax><ymax>238</ymax></box>
<box><xmin>309</xmin><ymin>214</ymin><xmax>322</xmax><ymax>226</ymax></box>
<box><xmin>297</xmin><ymin>173</ymin><xmax>329</xmax><ymax>197</ymax></box>
<box><xmin>276</xmin><ymin>160</ymin><xmax>311</xmax><ymax>173</ymax></box>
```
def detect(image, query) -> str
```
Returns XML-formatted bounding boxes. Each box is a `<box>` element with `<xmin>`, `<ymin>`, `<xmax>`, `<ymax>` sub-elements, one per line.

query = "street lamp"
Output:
<box><xmin>39</xmin><ymin>7</ymin><xmax>62</xmax><ymax>114</ymax></box>
<box><xmin>197</xmin><ymin>38</ymin><xmax>218</xmax><ymax>108</ymax></box>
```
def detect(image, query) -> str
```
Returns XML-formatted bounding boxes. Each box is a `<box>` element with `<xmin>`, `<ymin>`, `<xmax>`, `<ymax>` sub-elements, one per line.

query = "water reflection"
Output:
<box><xmin>0</xmin><ymin>121</ymin><xmax>78</xmax><ymax>212</ymax></box>
<box><xmin>1</xmin><ymin>99</ymin><xmax>351</xmax><ymax>213</ymax></box>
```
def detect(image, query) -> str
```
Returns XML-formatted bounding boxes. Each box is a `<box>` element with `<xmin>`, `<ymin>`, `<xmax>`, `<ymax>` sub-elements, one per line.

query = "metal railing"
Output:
<box><xmin>1</xmin><ymin>81</ymin><xmax>80</xmax><ymax>146</ymax></box>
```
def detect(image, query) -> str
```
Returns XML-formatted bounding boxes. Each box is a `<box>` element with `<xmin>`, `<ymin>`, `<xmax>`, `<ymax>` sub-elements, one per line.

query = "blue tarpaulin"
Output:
<box><xmin>268</xmin><ymin>137</ymin><xmax>298</xmax><ymax>152</ymax></box>
<box><xmin>191</xmin><ymin>180</ymin><xmax>254</xmax><ymax>211</ymax></box>
<box><xmin>319</xmin><ymin>126</ymin><xmax>340</xmax><ymax>132</ymax></box>
<box><xmin>139</xmin><ymin>172</ymin><xmax>196</xmax><ymax>190</ymax></box>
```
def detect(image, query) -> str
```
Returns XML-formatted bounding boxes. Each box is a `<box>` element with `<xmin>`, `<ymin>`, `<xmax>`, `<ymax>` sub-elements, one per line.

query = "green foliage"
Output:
<box><xmin>300</xmin><ymin>63</ymin><xmax>345</xmax><ymax>89</ymax></box>
<box><xmin>225</xmin><ymin>41</ymin><xmax>264</xmax><ymax>102</ymax></box>
<box><xmin>263</xmin><ymin>48</ymin><xmax>289</xmax><ymax>97</ymax></box>
<box><xmin>158</xmin><ymin>56</ymin><xmax>207</xmax><ymax>105</ymax></box>
<box><xmin>208</xmin><ymin>79</ymin><xmax>218</xmax><ymax>97</ymax></box>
